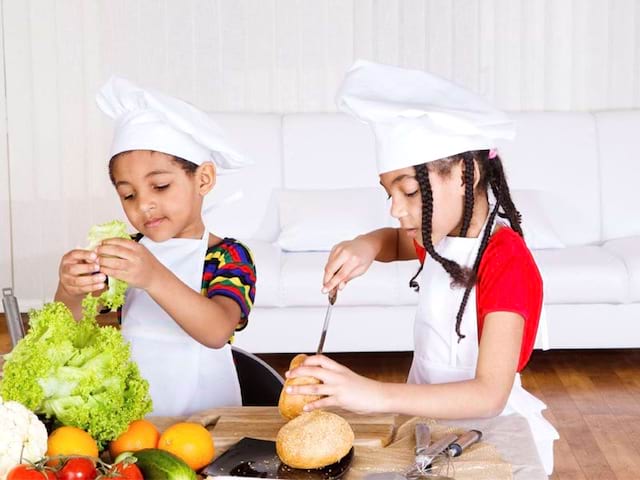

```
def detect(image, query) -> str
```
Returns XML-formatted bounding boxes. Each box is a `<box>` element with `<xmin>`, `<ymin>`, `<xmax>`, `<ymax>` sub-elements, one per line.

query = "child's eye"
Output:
<box><xmin>154</xmin><ymin>184</ymin><xmax>170</xmax><ymax>191</ymax></box>
<box><xmin>123</xmin><ymin>193</ymin><xmax>134</xmax><ymax>201</ymax></box>
<box><xmin>406</xmin><ymin>190</ymin><xmax>419</xmax><ymax>197</ymax></box>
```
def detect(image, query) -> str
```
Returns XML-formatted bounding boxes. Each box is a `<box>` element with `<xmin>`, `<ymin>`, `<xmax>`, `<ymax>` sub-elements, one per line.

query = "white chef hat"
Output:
<box><xmin>336</xmin><ymin>60</ymin><xmax>515</xmax><ymax>174</ymax></box>
<box><xmin>96</xmin><ymin>76</ymin><xmax>250</xmax><ymax>174</ymax></box>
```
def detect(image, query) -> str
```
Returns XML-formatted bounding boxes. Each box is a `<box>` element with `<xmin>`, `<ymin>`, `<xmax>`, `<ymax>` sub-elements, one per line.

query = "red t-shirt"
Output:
<box><xmin>414</xmin><ymin>227</ymin><xmax>542</xmax><ymax>371</ymax></box>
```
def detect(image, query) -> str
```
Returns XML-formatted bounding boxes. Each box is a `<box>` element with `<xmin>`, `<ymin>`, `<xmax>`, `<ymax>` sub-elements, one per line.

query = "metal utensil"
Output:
<box><xmin>414</xmin><ymin>423</ymin><xmax>432</xmax><ymax>462</ymax></box>
<box><xmin>406</xmin><ymin>432</ymin><xmax>458</xmax><ymax>478</ymax></box>
<box><xmin>316</xmin><ymin>287</ymin><xmax>338</xmax><ymax>355</ymax></box>
<box><xmin>2</xmin><ymin>288</ymin><xmax>25</xmax><ymax>348</ymax></box>
<box><xmin>446</xmin><ymin>429</ymin><xmax>482</xmax><ymax>457</ymax></box>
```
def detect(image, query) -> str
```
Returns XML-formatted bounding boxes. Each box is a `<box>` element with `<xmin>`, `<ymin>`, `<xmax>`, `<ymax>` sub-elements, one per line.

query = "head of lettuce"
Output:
<box><xmin>0</xmin><ymin>220</ymin><xmax>152</xmax><ymax>448</ymax></box>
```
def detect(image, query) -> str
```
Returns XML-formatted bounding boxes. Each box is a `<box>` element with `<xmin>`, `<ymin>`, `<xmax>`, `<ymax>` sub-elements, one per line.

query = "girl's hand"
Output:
<box><xmin>322</xmin><ymin>237</ymin><xmax>378</xmax><ymax>293</ymax></box>
<box><xmin>58</xmin><ymin>249</ymin><xmax>106</xmax><ymax>298</ymax></box>
<box><xmin>96</xmin><ymin>238</ymin><xmax>160</xmax><ymax>290</ymax></box>
<box><xmin>284</xmin><ymin>355</ymin><xmax>387</xmax><ymax>415</ymax></box>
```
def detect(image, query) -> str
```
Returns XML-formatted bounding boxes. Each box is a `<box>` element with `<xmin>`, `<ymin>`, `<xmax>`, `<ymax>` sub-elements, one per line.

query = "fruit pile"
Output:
<box><xmin>4</xmin><ymin>419</ymin><xmax>215</xmax><ymax>480</ymax></box>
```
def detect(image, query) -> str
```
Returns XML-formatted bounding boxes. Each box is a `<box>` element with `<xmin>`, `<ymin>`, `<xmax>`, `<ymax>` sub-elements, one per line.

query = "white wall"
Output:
<box><xmin>1</xmin><ymin>0</ymin><xmax>640</xmax><ymax>308</ymax></box>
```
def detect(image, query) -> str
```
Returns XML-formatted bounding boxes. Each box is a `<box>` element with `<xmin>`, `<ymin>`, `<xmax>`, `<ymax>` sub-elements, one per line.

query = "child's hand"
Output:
<box><xmin>58</xmin><ymin>249</ymin><xmax>106</xmax><ymax>298</ymax></box>
<box><xmin>284</xmin><ymin>355</ymin><xmax>387</xmax><ymax>415</ymax></box>
<box><xmin>96</xmin><ymin>238</ymin><xmax>160</xmax><ymax>290</ymax></box>
<box><xmin>322</xmin><ymin>237</ymin><xmax>378</xmax><ymax>293</ymax></box>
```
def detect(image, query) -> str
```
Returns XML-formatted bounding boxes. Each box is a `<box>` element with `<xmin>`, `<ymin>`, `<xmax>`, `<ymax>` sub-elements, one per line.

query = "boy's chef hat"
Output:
<box><xmin>336</xmin><ymin>60</ymin><xmax>515</xmax><ymax>174</ymax></box>
<box><xmin>96</xmin><ymin>76</ymin><xmax>250</xmax><ymax>174</ymax></box>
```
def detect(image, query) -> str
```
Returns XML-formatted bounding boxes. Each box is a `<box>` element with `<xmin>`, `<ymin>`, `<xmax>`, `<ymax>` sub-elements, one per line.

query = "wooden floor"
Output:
<box><xmin>2</xmin><ymin>317</ymin><xmax>639</xmax><ymax>479</ymax></box>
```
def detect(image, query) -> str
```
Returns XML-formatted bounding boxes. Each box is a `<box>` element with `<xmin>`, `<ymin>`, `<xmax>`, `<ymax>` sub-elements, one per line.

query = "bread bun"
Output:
<box><xmin>276</xmin><ymin>410</ymin><xmax>354</xmax><ymax>469</ymax></box>
<box><xmin>278</xmin><ymin>354</ymin><xmax>322</xmax><ymax>419</ymax></box>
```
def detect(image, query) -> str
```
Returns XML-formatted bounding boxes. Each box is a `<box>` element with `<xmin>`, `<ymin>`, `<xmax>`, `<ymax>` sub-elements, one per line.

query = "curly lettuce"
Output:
<box><xmin>0</xmin><ymin>302</ymin><xmax>152</xmax><ymax>448</ymax></box>
<box><xmin>84</xmin><ymin>220</ymin><xmax>130</xmax><ymax>313</ymax></box>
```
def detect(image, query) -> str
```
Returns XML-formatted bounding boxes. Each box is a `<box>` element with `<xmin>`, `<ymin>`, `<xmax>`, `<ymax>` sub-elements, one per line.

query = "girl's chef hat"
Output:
<box><xmin>96</xmin><ymin>76</ymin><xmax>250</xmax><ymax>174</ymax></box>
<box><xmin>336</xmin><ymin>60</ymin><xmax>515</xmax><ymax>174</ymax></box>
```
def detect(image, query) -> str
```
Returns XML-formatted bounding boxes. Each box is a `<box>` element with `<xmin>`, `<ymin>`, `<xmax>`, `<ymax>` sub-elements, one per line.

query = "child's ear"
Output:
<box><xmin>196</xmin><ymin>162</ymin><xmax>216</xmax><ymax>195</ymax></box>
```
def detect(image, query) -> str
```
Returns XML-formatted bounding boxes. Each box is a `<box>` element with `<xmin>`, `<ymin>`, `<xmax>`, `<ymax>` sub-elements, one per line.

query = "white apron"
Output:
<box><xmin>407</xmin><ymin>220</ymin><xmax>559</xmax><ymax>476</ymax></box>
<box><xmin>121</xmin><ymin>230</ymin><xmax>241</xmax><ymax>417</ymax></box>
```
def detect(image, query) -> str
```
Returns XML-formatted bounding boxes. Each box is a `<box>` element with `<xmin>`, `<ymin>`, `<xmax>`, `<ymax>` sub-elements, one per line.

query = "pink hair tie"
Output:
<box><xmin>488</xmin><ymin>148</ymin><xmax>498</xmax><ymax>159</ymax></box>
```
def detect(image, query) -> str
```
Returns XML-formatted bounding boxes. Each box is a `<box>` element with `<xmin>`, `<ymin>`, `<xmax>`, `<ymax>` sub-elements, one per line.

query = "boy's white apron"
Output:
<box><xmin>407</xmin><ymin>221</ymin><xmax>558</xmax><ymax>475</ymax></box>
<box><xmin>121</xmin><ymin>231</ymin><xmax>241</xmax><ymax>416</ymax></box>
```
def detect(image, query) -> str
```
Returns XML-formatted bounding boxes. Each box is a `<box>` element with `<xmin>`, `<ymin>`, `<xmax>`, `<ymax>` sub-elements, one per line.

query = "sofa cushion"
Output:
<box><xmin>280</xmin><ymin>251</ymin><xmax>420</xmax><ymax>307</ymax></box>
<box><xmin>532</xmin><ymin>246</ymin><xmax>628</xmax><ymax>304</ymax></box>
<box><xmin>595</xmin><ymin>111</ymin><xmax>640</xmax><ymax>240</ymax></box>
<box><xmin>242</xmin><ymin>239</ymin><xmax>281</xmax><ymax>307</ymax></box>
<box><xmin>603</xmin><ymin>236</ymin><xmax>640</xmax><ymax>302</ymax></box>
<box><xmin>511</xmin><ymin>190</ymin><xmax>565</xmax><ymax>249</ymax></box>
<box><xmin>276</xmin><ymin>187</ymin><xmax>388</xmax><ymax>252</ymax></box>
<box><xmin>496</xmin><ymin>113</ymin><xmax>601</xmax><ymax>246</ymax></box>
<box><xmin>206</xmin><ymin>114</ymin><xmax>282</xmax><ymax>242</ymax></box>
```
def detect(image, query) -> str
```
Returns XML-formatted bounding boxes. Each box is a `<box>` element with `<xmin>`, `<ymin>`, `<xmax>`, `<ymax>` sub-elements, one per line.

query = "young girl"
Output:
<box><xmin>285</xmin><ymin>60</ymin><xmax>558</xmax><ymax>474</ymax></box>
<box><xmin>55</xmin><ymin>77</ymin><xmax>256</xmax><ymax>417</ymax></box>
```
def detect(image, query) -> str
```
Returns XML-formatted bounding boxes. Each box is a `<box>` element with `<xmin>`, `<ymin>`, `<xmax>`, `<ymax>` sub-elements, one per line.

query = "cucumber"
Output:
<box><xmin>132</xmin><ymin>448</ymin><xmax>197</xmax><ymax>480</ymax></box>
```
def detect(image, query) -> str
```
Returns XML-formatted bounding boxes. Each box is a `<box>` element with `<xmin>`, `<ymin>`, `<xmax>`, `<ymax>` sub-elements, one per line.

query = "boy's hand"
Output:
<box><xmin>58</xmin><ymin>249</ymin><xmax>106</xmax><ymax>297</ymax></box>
<box><xmin>96</xmin><ymin>238</ymin><xmax>161</xmax><ymax>290</ymax></box>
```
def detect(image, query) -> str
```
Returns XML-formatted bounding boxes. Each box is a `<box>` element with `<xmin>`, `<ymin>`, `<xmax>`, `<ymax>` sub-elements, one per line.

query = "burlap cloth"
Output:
<box><xmin>349</xmin><ymin>416</ymin><xmax>513</xmax><ymax>480</ymax></box>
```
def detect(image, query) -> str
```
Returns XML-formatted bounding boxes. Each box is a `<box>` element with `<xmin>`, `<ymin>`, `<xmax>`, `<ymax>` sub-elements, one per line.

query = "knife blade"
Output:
<box><xmin>316</xmin><ymin>287</ymin><xmax>338</xmax><ymax>355</ymax></box>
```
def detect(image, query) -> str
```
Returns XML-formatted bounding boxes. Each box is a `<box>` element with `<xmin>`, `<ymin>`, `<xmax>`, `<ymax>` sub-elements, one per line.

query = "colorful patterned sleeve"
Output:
<box><xmin>201</xmin><ymin>239</ymin><xmax>256</xmax><ymax>331</ymax></box>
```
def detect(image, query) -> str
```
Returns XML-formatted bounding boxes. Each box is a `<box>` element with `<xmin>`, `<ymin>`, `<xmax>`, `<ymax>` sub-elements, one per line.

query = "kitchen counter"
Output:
<box><xmin>149</xmin><ymin>406</ymin><xmax>547</xmax><ymax>480</ymax></box>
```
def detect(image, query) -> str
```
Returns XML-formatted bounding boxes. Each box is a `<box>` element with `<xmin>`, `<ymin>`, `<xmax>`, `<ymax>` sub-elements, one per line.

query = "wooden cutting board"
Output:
<box><xmin>151</xmin><ymin>406</ymin><xmax>398</xmax><ymax>454</ymax></box>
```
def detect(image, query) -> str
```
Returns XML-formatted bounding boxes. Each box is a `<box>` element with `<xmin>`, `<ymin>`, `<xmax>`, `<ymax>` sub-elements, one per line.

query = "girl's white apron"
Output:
<box><xmin>407</xmin><ymin>221</ymin><xmax>558</xmax><ymax>475</ymax></box>
<box><xmin>121</xmin><ymin>231</ymin><xmax>241</xmax><ymax>416</ymax></box>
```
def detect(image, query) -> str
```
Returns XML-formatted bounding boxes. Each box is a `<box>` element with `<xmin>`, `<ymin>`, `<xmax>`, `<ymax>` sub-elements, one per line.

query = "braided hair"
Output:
<box><xmin>410</xmin><ymin>149</ymin><xmax>522</xmax><ymax>341</ymax></box>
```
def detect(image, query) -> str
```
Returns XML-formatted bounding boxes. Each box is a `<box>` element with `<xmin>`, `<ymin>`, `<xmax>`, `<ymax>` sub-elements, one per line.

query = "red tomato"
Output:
<box><xmin>7</xmin><ymin>465</ymin><xmax>56</xmax><ymax>480</ymax></box>
<box><xmin>111</xmin><ymin>463</ymin><xmax>143</xmax><ymax>480</ymax></box>
<box><xmin>57</xmin><ymin>458</ymin><xmax>98</xmax><ymax>480</ymax></box>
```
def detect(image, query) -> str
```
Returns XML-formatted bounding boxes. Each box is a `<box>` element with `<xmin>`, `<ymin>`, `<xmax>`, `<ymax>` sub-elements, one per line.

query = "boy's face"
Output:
<box><xmin>111</xmin><ymin>150</ymin><xmax>208</xmax><ymax>242</ymax></box>
<box><xmin>379</xmin><ymin>164</ymin><xmax>465</xmax><ymax>247</ymax></box>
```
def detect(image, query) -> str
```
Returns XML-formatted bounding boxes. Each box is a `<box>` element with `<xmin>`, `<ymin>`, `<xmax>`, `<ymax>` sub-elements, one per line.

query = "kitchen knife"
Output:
<box><xmin>316</xmin><ymin>287</ymin><xmax>338</xmax><ymax>355</ymax></box>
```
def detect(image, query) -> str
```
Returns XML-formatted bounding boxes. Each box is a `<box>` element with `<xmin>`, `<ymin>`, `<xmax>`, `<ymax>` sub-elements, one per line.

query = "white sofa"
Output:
<box><xmin>203</xmin><ymin>111</ymin><xmax>640</xmax><ymax>353</ymax></box>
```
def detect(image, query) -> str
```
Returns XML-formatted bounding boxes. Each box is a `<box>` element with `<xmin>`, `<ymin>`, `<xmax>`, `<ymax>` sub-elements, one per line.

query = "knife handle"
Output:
<box><xmin>447</xmin><ymin>429</ymin><xmax>482</xmax><ymax>457</ymax></box>
<box><xmin>414</xmin><ymin>423</ymin><xmax>431</xmax><ymax>455</ymax></box>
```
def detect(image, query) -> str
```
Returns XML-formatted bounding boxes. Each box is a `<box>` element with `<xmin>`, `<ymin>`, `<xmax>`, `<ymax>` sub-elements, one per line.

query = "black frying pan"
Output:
<box><xmin>202</xmin><ymin>437</ymin><xmax>354</xmax><ymax>480</ymax></box>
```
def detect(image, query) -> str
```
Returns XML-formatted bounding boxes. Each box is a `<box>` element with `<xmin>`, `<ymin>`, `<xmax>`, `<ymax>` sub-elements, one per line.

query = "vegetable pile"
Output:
<box><xmin>0</xmin><ymin>301</ymin><xmax>152</xmax><ymax>447</ymax></box>
<box><xmin>0</xmin><ymin>220</ymin><xmax>151</xmax><ymax>447</ymax></box>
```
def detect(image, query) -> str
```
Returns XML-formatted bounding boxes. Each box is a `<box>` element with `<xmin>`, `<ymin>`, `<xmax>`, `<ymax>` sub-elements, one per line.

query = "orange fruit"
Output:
<box><xmin>109</xmin><ymin>419</ymin><xmax>160</xmax><ymax>459</ymax></box>
<box><xmin>47</xmin><ymin>426</ymin><xmax>99</xmax><ymax>463</ymax></box>
<box><xmin>158</xmin><ymin>422</ymin><xmax>215</xmax><ymax>471</ymax></box>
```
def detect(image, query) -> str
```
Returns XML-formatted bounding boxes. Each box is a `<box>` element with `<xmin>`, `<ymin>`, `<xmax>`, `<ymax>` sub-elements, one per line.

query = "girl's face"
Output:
<box><xmin>380</xmin><ymin>163</ymin><xmax>465</xmax><ymax>247</ymax></box>
<box><xmin>111</xmin><ymin>150</ymin><xmax>214</xmax><ymax>242</ymax></box>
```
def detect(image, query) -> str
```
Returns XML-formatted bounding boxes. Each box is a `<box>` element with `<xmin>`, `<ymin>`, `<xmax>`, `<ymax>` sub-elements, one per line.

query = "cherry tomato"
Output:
<box><xmin>111</xmin><ymin>463</ymin><xmax>143</xmax><ymax>480</ymax></box>
<box><xmin>7</xmin><ymin>465</ymin><xmax>56</xmax><ymax>480</ymax></box>
<box><xmin>57</xmin><ymin>458</ymin><xmax>98</xmax><ymax>480</ymax></box>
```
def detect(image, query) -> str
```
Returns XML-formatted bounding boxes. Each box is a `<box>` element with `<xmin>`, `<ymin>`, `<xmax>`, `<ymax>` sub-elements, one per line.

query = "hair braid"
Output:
<box><xmin>486</xmin><ymin>152</ymin><xmax>523</xmax><ymax>236</ymax></box>
<box><xmin>452</xmin><ymin>203</ymin><xmax>500</xmax><ymax>341</ymax></box>
<box><xmin>459</xmin><ymin>154</ymin><xmax>475</xmax><ymax>237</ymax></box>
<box><xmin>411</xmin><ymin>163</ymin><xmax>472</xmax><ymax>291</ymax></box>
